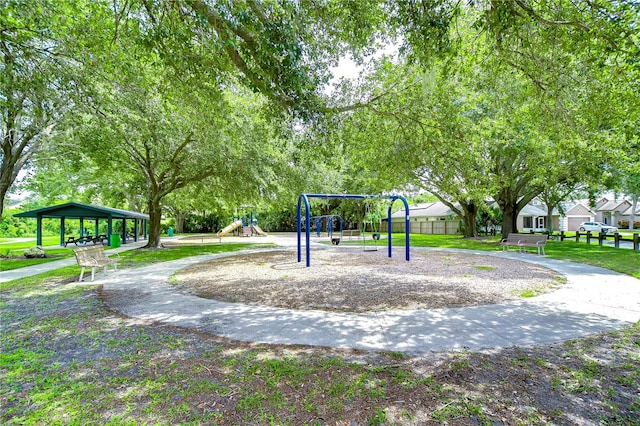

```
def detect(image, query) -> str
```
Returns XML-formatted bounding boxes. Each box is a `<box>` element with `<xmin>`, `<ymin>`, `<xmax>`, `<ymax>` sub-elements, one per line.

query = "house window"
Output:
<box><xmin>523</xmin><ymin>217</ymin><xmax>533</xmax><ymax>228</ymax></box>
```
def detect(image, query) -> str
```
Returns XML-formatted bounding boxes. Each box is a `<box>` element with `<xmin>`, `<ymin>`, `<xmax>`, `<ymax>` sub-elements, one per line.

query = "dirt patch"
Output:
<box><xmin>173</xmin><ymin>249</ymin><xmax>562</xmax><ymax>312</ymax></box>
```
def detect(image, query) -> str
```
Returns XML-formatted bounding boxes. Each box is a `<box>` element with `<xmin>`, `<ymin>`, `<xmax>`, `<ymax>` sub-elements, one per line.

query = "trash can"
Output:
<box><xmin>168</xmin><ymin>227</ymin><xmax>174</xmax><ymax>237</ymax></box>
<box><xmin>110</xmin><ymin>234</ymin><xmax>121</xmax><ymax>248</ymax></box>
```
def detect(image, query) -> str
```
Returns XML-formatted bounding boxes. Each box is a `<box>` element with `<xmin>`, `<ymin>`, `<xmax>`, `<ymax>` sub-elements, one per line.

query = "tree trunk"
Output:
<box><xmin>630</xmin><ymin>194</ymin><xmax>638</xmax><ymax>231</ymax></box>
<box><xmin>0</xmin><ymin>155</ymin><xmax>22</xmax><ymax>219</ymax></box>
<box><xmin>462</xmin><ymin>211</ymin><xmax>477</xmax><ymax>238</ymax></box>
<box><xmin>175</xmin><ymin>211</ymin><xmax>186</xmax><ymax>234</ymax></box>
<box><xmin>501</xmin><ymin>202</ymin><xmax>519</xmax><ymax>238</ymax></box>
<box><xmin>546</xmin><ymin>208</ymin><xmax>554</xmax><ymax>234</ymax></box>
<box><xmin>461</xmin><ymin>201</ymin><xmax>479</xmax><ymax>238</ymax></box>
<box><xmin>0</xmin><ymin>172</ymin><xmax>12</xmax><ymax>219</ymax></box>
<box><xmin>145</xmin><ymin>199</ymin><xmax>163</xmax><ymax>249</ymax></box>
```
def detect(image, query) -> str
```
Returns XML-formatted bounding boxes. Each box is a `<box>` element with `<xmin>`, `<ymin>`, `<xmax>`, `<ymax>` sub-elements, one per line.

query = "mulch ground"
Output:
<box><xmin>173</xmin><ymin>248</ymin><xmax>562</xmax><ymax>312</ymax></box>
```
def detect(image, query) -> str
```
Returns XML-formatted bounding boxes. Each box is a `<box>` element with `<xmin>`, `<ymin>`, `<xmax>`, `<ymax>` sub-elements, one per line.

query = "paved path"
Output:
<box><xmin>3</xmin><ymin>236</ymin><xmax>639</xmax><ymax>353</ymax></box>
<box><xmin>98</xmin><ymin>246</ymin><xmax>640</xmax><ymax>354</ymax></box>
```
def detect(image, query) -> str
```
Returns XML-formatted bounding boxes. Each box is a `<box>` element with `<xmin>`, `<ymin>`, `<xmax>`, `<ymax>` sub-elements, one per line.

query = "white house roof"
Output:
<box><xmin>561</xmin><ymin>201</ymin><xmax>595</xmax><ymax>216</ymax></box>
<box><xmin>391</xmin><ymin>202</ymin><xmax>457</xmax><ymax>218</ymax></box>
<box><xmin>597</xmin><ymin>199</ymin><xmax>630</xmax><ymax>212</ymax></box>
<box><xmin>519</xmin><ymin>204</ymin><xmax>547</xmax><ymax>217</ymax></box>
<box><xmin>621</xmin><ymin>204</ymin><xmax>640</xmax><ymax>216</ymax></box>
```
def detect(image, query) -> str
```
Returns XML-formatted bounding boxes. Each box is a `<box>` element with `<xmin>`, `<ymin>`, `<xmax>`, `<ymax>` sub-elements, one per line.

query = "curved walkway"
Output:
<box><xmin>100</xmin><ymin>246</ymin><xmax>640</xmax><ymax>354</ymax></box>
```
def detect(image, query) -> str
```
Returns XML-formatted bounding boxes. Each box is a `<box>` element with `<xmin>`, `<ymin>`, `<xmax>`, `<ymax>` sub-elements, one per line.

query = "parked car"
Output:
<box><xmin>578</xmin><ymin>221</ymin><xmax>618</xmax><ymax>233</ymax></box>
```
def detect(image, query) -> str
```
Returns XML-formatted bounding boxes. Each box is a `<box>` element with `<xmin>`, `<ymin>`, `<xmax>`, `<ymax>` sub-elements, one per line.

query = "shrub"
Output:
<box><xmin>617</xmin><ymin>220</ymin><xmax>640</xmax><ymax>230</ymax></box>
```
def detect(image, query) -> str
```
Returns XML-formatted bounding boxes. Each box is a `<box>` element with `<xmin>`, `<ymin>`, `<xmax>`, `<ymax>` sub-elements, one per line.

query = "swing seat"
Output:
<box><xmin>331</xmin><ymin>237</ymin><xmax>340</xmax><ymax>245</ymax></box>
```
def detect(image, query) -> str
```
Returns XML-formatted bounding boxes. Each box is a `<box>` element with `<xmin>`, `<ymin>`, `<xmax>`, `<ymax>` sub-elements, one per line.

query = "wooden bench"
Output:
<box><xmin>501</xmin><ymin>233</ymin><xmax>548</xmax><ymax>255</ymax></box>
<box><xmin>73</xmin><ymin>245</ymin><xmax>119</xmax><ymax>282</ymax></box>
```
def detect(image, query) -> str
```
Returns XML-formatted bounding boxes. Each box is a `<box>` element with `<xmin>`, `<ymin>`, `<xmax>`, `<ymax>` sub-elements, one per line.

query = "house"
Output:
<box><xmin>595</xmin><ymin>197</ymin><xmax>634</xmax><ymax>227</ymax></box>
<box><xmin>518</xmin><ymin>200</ymin><xmax>596</xmax><ymax>232</ymax></box>
<box><xmin>517</xmin><ymin>201</ymin><xmax>548</xmax><ymax>231</ymax></box>
<box><xmin>559</xmin><ymin>201</ymin><xmax>597</xmax><ymax>231</ymax></box>
<box><xmin>620</xmin><ymin>203</ymin><xmax>640</xmax><ymax>227</ymax></box>
<box><xmin>390</xmin><ymin>199</ymin><xmax>600</xmax><ymax>235</ymax></box>
<box><xmin>389</xmin><ymin>202</ymin><xmax>460</xmax><ymax>234</ymax></box>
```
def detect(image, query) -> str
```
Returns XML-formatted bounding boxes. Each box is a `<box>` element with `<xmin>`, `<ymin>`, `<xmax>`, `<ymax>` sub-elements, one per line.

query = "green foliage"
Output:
<box><xmin>0</xmin><ymin>0</ymin><xmax>91</xmax><ymax>217</ymax></box>
<box><xmin>0</xmin><ymin>212</ymin><xmax>34</xmax><ymax>238</ymax></box>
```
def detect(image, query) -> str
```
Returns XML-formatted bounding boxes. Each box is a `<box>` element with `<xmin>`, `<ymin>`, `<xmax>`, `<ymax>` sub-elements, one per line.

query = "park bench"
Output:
<box><xmin>73</xmin><ymin>245</ymin><xmax>119</xmax><ymax>282</ymax></box>
<box><xmin>501</xmin><ymin>233</ymin><xmax>547</xmax><ymax>256</ymax></box>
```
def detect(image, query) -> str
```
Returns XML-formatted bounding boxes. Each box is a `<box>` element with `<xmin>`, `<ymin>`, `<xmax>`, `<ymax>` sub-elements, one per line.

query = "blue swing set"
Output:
<box><xmin>296</xmin><ymin>193</ymin><xmax>411</xmax><ymax>267</ymax></box>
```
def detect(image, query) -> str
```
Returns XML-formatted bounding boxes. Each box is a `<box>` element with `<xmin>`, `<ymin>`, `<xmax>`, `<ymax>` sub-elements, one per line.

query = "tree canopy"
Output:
<box><xmin>3</xmin><ymin>0</ymin><xmax>639</xmax><ymax>242</ymax></box>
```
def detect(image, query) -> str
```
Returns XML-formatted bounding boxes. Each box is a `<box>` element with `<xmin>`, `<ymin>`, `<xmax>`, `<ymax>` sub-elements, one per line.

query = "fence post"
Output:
<box><xmin>560</xmin><ymin>231</ymin><xmax>565</xmax><ymax>241</ymax></box>
<box><xmin>614</xmin><ymin>232</ymin><xmax>620</xmax><ymax>249</ymax></box>
<box><xmin>634</xmin><ymin>233</ymin><xmax>639</xmax><ymax>252</ymax></box>
<box><xmin>575</xmin><ymin>231</ymin><xmax>580</xmax><ymax>243</ymax></box>
<box><xmin>598</xmin><ymin>232</ymin><xmax>604</xmax><ymax>246</ymax></box>
<box><xmin>586</xmin><ymin>231</ymin><xmax>592</xmax><ymax>245</ymax></box>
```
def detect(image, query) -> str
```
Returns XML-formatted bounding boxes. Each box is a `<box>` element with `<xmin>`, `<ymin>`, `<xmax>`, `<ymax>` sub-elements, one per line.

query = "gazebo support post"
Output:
<box><xmin>60</xmin><ymin>217</ymin><xmax>66</xmax><ymax>247</ymax></box>
<box><xmin>36</xmin><ymin>215</ymin><xmax>43</xmax><ymax>246</ymax></box>
<box><xmin>121</xmin><ymin>218</ymin><xmax>127</xmax><ymax>244</ymax></box>
<box><xmin>107</xmin><ymin>218</ymin><xmax>113</xmax><ymax>246</ymax></box>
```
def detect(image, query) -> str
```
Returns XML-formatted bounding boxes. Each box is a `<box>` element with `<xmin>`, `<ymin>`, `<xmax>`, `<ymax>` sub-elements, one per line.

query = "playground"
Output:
<box><xmin>173</xmin><ymin>247</ymin><xmax>562</xmax><ymax>312</ymax></box>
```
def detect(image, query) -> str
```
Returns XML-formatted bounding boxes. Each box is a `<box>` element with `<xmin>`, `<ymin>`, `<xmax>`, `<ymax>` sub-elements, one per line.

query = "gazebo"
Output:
<box><xmin>14</xmin><ymin>202</ymin><xmax>149</xmax><ymax>247</ymax></box>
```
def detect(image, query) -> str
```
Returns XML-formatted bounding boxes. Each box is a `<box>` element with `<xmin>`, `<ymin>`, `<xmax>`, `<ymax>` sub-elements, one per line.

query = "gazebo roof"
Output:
<box><xmin>14</xmin><ymin>202</ymin><xmax>149</xmax><ymax>220</ymax></box>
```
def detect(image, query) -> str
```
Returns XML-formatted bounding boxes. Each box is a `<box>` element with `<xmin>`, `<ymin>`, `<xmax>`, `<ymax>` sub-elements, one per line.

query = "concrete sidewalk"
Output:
<box><xmin>99</xmin><ymin>247</ymin><xmax>640</xmax><ymax>354</ymax></box>
<box><xmin>4</xmin><ymin>237</ymin><xmax>639</xmax><ymax>353</ymax></box>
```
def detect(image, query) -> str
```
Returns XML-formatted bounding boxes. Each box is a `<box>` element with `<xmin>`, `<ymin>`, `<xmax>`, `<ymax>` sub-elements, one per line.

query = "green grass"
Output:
<box><xmin>116</xmin><ymin>243</ymin><xmax>274</xmax><ymax>268</ymax></box>
<box><xmin>1</xmin><ymin>236</ymin><xmax>639</xmax><ymax>424</ymax></box>
<box><xmin>0</xmin><ymin>236</ymin><xmax>76</xmax><ymax>272</ymax></box>
<box><xmin>392</xmin><ymin>234</ymin><xmax>640</xmax><ymax>279</ymax></box>
<box><xmin>0</xmin><ymin>248</ymin><xmax>75</xmax><ymax>272</ymax></box>
<box><xmin>0</xmin><ymin>235</ymin><xmax>61</xmax><ymax>249</ymax></box>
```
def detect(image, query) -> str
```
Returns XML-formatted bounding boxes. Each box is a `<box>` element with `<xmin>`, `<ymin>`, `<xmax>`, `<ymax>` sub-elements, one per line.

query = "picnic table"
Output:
<box><xmin>64</xmin><ymin>234</ymin><xmax>108</xmax><ymax>247</ymax></box>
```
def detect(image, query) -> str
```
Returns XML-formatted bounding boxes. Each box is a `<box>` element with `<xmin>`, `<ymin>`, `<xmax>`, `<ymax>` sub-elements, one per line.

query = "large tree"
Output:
<box><xmin>0</xmin><ymin>0</ymin><xmax>88</xmax><ymax>217</ymax></box>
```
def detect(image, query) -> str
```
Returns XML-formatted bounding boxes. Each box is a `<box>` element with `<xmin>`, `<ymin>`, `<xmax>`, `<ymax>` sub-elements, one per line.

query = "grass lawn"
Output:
<box><xmin>396</xmin><ymin>234</ymin><xmax>640</xmax><ymax>279</ymax></box>
<box><xmin>0</xmin><ymin>235</ymin><xmax>61</xmax><ymax>250</ymax></box>
<box><xmin>1</xmin><ymin>238</ymin><xmax>639</xmax><ymax>424</ymax></box>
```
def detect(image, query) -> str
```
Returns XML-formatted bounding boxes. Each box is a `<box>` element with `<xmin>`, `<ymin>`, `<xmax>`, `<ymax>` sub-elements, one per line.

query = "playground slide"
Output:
<box><xmin>217</xmin><ymin>220</ymin><xmax>243</xmax><ymax>237</ymax></box>
<box><xmin>251</xmin><ymin>224</ymin><xmax>268</xmax><ymax>236</ymax></box>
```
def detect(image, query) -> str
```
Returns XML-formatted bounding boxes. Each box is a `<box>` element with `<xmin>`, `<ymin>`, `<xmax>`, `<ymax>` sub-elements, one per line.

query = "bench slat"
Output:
<box><xmin>73</xmin><ymin>246</ymin><xmax>119</xmax><ymax>282</ymax></box>
<box><xmin>501</xmin><ymin>233</ymin><xmax>547</xmax><ymax>255</ymax></box>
